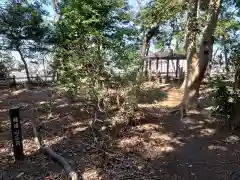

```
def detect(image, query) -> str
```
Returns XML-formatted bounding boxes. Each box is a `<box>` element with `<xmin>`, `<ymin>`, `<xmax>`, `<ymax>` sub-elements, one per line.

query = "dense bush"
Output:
<box><xmin>50</xmin><ymin>0</ymin><xmax>143</xmax><ymax>128</ymax></box>
<box><xmin>210</xmin><ymin>44</ymin><xmax>240</xmax><ymax>128</ymax></box>
<box><xmin>210</xmin><ymin>75</ymin><xmax>233</xmax><ymax>120</ymax></box>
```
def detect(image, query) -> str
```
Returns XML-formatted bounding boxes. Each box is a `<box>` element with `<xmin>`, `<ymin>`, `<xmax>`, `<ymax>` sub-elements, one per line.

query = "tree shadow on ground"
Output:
<box><xmin>2</xmin><ymin>109</ymin><xmax>240</xmax><ymax>180</ymax></box>
<box><xmin>122</xmin><ymin>109</ymin><xmax>240</xmax><ymax>180</ymax></box>
<box><xmin>0</xmin><ymin>87</ymin><xmax>54</xmax><ymax>132</ymax></box>
<box><xmin>1</xmin><ymin>86</ymin><xmax>240</xmax><ymax>180</ymax></box>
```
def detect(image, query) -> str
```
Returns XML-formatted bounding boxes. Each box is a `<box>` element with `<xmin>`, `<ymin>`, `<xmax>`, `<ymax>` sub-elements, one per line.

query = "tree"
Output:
<box><xmin>52</xmin><ymin>0</ymin><xmax>140</xmax><ymax>106</ymax></box>
<box><xmin>179</xmin><ymin>0</ymin><xmax>222</xmax><ymax>113</ymax></box>
<box><xmin>0</xmin><ymin>0</ymin><xmax>49</xmax><ymax>82</ymax></box>
<box><xmin>0</xmin><ymin>62</ymin><xmax>8</xmax><ymax>78</ymax></box>
<box><xmin>137</xmin><ymin>0</ymin><xmax>224</xmax><ymax>114</ymax></box>
<box><xmin>138</xmin><ymin>0</ymin><xmax>185</xmax><ymax>74</ymax></box>
<box><xmin>0</xmin><ymin>50</ymin><xmax>15</xmax><ymax>77</ymax></box>
<box><xmin>180</xmin><ymin>0</ymin><xmax>198</xmax><ymax>116</ymax></box>
<box><xmin>214</xmin><ymin>0</ymin><xmax>240</xmax><ymax>72</ymax></box>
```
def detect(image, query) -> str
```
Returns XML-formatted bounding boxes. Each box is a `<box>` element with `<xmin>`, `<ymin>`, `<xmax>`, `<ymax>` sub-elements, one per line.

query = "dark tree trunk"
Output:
<box><xmin>16</xmin><ymin>48</ymin><xmax>31</xmax><ymax>83</ymax></box>
<box><xmin>140</xmin><ymin>24</ymin><xmax>160</xmax><ymax>73</ymax></box>
<box><xmin>140</xmin><ymin>36</ymin><xmax>149</xmax><ymax>58</ymax></box>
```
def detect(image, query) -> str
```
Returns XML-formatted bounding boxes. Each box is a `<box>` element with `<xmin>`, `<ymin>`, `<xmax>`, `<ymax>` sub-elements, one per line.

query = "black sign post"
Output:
<box><xmin>9</xmin><ymin>106</ymin><xmax>24</xmax><ymax>161</ymax></box>
<box><xmin>12</xmin><ymin>75</ymin><xmax>17</xmax><ymax>89</ymax></box>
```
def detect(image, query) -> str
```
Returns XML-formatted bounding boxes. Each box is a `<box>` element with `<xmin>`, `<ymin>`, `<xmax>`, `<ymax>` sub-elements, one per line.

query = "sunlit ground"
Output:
<box><xmin>1</xmin><ymin>84</ymin><xmax>240</xmax><ymax>180</ymax></box>
<box><xmin>138</xmin><ymin>82</ymin><xmax>182</xmax><ymax>108</ymax></box>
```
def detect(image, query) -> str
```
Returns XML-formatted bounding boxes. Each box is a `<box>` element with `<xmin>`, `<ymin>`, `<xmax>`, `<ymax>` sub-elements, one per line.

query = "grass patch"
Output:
<box><xmin>137</xmin><ymin>88</ymin><xmax>168</xmax><ymax>104</ymax></box>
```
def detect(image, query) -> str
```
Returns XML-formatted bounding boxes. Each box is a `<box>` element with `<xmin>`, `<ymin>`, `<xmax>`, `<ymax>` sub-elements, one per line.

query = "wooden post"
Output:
<box><xmin>144</xmin><ymin>59</ymin><xmax>149</xmax><ymax>77</ymax></box>
<box><xmin>160</xmin><ymin>60</ymin><xmax>162</xmax><ymax>71</ymax></box>
<box><xmin>9</xmin><ymin>106</ymin><xmax>24</xmax><ymax>161</ymax></box>
<box><xmin>171</xmin><ymin>60</ymin><xmax>176</xmax><ymax>73</ymax></box>
<box><xmin>179</xmin><ymin>67</ymin><xmax>184</xmax><ymax>81</ymax></box>
<box><xmin>36</xmin><ymin>74</ymin><xmax>39</xmax><ymax>86</ymax></box>
<box><xmin>166</xmin><ymin>60</ymin><xmax>169</xmax><ymax>81</ymax></box>
<box><xmin>176</xmin><ymin>59</ymin><xmax>179</xmax><ymax>78</ymax></box>
<box><xmin>12</xmin><ymin>75</ymin><xmax>17</xmax><ymax>89</ymax></box>
<box><xmin>156</xmin><ymin>59</ymin><xmax>160</xmax><ymax>82</ymax></box>
<box><xmin>148</xmin><ymin>60</ymin><xmax>152</xmax><ymax>81</ymax></box>
<box><xmin>142</xmin><ymin>59</ymin><xmax>145</xmax><ymax>72</ymax></box>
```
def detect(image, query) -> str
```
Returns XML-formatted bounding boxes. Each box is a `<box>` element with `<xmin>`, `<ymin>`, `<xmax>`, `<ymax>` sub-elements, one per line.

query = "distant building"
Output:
<box><xmin>143</xmin><ymin>50</ymin><xmax>187</xmax><ymax>79</ymax></box>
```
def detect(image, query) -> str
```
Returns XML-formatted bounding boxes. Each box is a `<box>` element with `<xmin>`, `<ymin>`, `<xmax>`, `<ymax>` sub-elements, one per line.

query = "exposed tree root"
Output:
<box><xmin>169</xmin><ymin>106</ymin><xmax>187</xmax><ymax>120</ymax></box>
<box><xmin>169</xmin><ymin>105</ymin><xmax>185</xmax><ymax>113</ymax></box>
<box><xmin>29</xmin><ymin>119</ymin><xmax>79</xmax><ymax>180</ymax></box>
<box><xmin>42</xmin><ymin>146</ymin><xmax>78</xmax><ymax>179</ymax></box>
<box><xmin>179</xmin><ymin>104</ymin><xmax>187</xmax><ymax>120</ymax></box>
<box><xmin>228</xmin><ymin>170</ymin><xmax>240</xmax><ymax>180</ymax></box>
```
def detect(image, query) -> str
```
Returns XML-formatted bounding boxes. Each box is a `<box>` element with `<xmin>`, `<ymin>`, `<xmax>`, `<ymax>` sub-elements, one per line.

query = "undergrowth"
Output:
<box><xmin>209</xmin><ymin>74</ymin><xmax>239</xmax><ymax>124</ymax></box>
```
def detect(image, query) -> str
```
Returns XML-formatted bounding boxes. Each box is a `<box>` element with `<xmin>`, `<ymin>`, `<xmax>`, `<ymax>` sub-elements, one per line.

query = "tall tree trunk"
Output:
<box><xmin>16</xmin><ymin>48</ymin><xmax>31</xmax><ymax>83</ymax></box>
<box><xmin>143</xmin><ymin>42</ymin><xmax>150</xmax><ymax>73</ymax></box>
<box><xmin>188</xmin><ymin>0</ymin><xmax>222</xmax><ymax>105</ymax></box>
<box><xmin>180</xmin><ymin>0</ymin><xmax>198</xmax><ymax>115</ymax></box>
<box><xmin>140</xmin><ymin>24</ymin><xmax>160</xmax><ymax>57</ymax></box>
<box><xmin>181</xmin><ymin>0</ymin><xmax>198</xmax><ymax>90</ymax></box>
<box><xmin>140</xmin><ymin>36</ymin><xmax>149</xmax><ymax>58</ymax></box>
<box><xmin>140</xmin><ymin>23</ymin><xmax>160</xmax><ymax>73</ymax></box>
<box><xmin>205</xmin><ymin>42</ymin><xmax>214</xmax><ymax>79</ymax></box>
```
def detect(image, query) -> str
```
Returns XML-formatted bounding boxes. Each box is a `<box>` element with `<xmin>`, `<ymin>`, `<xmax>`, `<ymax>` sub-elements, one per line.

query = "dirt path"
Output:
<box><xmin>1</xmin><ymin>85</ymin><xmax>240</xmax><ymax>180</ymax></box>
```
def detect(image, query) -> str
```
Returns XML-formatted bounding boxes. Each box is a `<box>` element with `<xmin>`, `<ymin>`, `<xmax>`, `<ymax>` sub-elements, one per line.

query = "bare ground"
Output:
<box><xmin>1</xmin><ymin>83</ymin><xmax>240</xmax><ymax>180</ymax></box>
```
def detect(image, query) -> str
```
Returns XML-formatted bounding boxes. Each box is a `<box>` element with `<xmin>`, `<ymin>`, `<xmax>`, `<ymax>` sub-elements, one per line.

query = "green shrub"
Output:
<box><xmin>210</xmin><ymin>75</ymin><xmax>233</xmax><ymax>120</ymax></box>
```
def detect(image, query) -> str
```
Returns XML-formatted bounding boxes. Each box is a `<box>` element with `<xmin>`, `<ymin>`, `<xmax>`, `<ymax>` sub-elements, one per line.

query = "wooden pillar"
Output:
<box><xmin>144</xmin><ymin>59</ymin><xmax>149</xmax><ymax>76</ymax></box>
<box><xmin>176</xmin><ymin>59</ymin><xmax>179</xmax><ymax>78</ymax></box>
<box><xmin>179</xmin><ymin>67</ymin><xmax>184</xmax><ymax>80</ymax></box>
<box><xmin>11</xmin><ymin>75</ymin><xmax>17</xmax><ymax>89</ymax></box>
<box><xmin>149</xmin><ymin>59</ymin><xmax>152</xmax><ymax>71</ymax></box>
<box><xmin>143</xmin><ymin>59</ymin><xmax>146</xmax><ymax>71</ymax></box>
<box><xmin>171</xmin><ymin>60</ymin><xmax>176</xmax><ymax>73</ymax></box>
<box><xmin>166</xmin><ymin>60</ymin><xmax>169</xmax><ymax>79</ymax></box>
<box><xmin>9</xmin><ymin>106</ymin><xmax>24</xmax><ymax>161</ymax></box>
<box><xmin>160</xmin><ymin>60</ymin><xmax>162</xmax><ymax>76</ymax></box>
<box><xmin>156</xmin><ymin>59</ymin><xmax>160</xmax><ymax>82</ymax></box>
<box><xmin>148</xmin><ymin>60</ymin><xmax>152</xmax><ymax>81</ymax></box>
